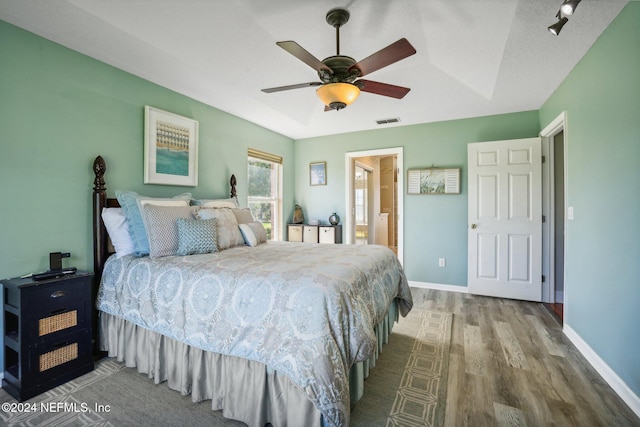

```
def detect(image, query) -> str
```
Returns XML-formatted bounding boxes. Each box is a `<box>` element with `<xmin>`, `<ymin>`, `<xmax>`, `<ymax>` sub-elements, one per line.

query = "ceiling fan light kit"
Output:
<box><xmin>262</xmin><ymin>7</ymin><xmax>416</xmax><ymax>111</ymax></box>
<box><xmin>317</xmin><ymin>83</ymin><xmax>360</xmax><ymax>111</ymax></box>
<box><xmin>548</xmin><ymin>0</ymin><xmax>581</xmax><ymax>35</ymax></box>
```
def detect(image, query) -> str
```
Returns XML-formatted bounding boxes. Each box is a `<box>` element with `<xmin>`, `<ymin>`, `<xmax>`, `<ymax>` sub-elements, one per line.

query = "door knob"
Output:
<box><xmin>471</xmin><ymin>224</ymin><xmax>477</xmax><ymax>229</ymax></box>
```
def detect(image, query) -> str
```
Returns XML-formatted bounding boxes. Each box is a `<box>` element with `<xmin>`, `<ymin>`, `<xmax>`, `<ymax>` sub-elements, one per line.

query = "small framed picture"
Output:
<box><xmin>144</xmin><ymin>106</ymin><xmax>199</xmax><ymax>186</ymax></box>
<box><xmin>309</xmin><ymin>161</ymin><xmax>327</xmax><ymax>186</ymax></box>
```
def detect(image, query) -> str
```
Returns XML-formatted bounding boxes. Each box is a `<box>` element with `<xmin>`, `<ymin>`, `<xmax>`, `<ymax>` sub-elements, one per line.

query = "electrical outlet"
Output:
<box><xmin>438</xmin><ymin>258</ymin><xmax>446</xmax><ymax>267</ymax></box>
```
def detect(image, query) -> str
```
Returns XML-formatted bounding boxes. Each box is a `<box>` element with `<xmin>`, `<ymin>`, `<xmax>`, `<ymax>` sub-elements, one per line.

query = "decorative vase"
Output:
<box><xmin>293</xmin><ymin>205</ymin><xmax>304</xmax><ymax>224</ymax></box>
<box><xmin>329</xmin><ymin>212</ymin><xmax>340</xmax><ymax>225</ymax></box>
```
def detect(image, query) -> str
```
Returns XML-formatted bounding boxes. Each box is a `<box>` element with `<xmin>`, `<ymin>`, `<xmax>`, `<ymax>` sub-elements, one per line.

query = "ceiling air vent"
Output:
<box><xmin>376</xmin><ymin>118</ymin><xmax>400</xmax><ymax>125</ymax></box>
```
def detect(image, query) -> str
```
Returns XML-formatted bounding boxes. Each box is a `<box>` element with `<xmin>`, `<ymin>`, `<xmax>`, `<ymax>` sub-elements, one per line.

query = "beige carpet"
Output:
<box><xmin>0</xmin><ymin>309</ymin><xmax>452</xmax><ymax>427</ymax></box>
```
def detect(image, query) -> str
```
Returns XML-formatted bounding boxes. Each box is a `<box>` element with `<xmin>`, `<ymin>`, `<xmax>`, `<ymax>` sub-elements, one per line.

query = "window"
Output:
<box><xmin>247</xmin><ymin>149</ymin><xmax>283</xmax><ymax>241</ymax></box>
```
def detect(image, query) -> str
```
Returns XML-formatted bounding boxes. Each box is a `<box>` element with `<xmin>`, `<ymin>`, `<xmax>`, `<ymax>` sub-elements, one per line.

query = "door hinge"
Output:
<box><xmin>542</xmin><ymin>155</ymin><xmax>546</xmax><ymax>163</ymax></box>
<box><xmin>542</xmin><ymin>215</ymin><xmax>546</xmax><ymax>223</ymax></box>
<box><xmin>542</xmin><ymin>275</ymin><xmax>546</xmax><ymax>283</ymax></box>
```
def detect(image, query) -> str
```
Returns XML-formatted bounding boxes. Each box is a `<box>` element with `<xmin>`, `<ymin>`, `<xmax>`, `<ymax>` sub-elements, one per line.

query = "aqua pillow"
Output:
<box><xmin>115</xmin><ymin>190</ymin><xmax>192</xmax><ymax>256</ymax></box>
<box><xmin>176</xmin><ymin>218</ymin><xmax>218</xmax><ymax>256</ymax></box>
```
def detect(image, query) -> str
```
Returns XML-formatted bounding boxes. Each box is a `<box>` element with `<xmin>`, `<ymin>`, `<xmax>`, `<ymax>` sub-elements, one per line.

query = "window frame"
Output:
<box><xmin>247</xmin><ymin>149</ymin><xmax>283</xmax><ymax>241</ymax></box>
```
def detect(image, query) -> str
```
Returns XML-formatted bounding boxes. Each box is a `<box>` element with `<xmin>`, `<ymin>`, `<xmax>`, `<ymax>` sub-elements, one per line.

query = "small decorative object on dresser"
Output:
<box><xmin>1</xmin><ymin>271</ymin><xmax>94</xmax><ymax>401</ymax></box>
<box><xmin>329</xmin><ymin>212</ymin><xmax>340</xmax><ymax>225</ymax></box>
<box><xmin>292</xmin><ymin>204</ymin><xmax>304</xmax><ymax>224</ymax></box>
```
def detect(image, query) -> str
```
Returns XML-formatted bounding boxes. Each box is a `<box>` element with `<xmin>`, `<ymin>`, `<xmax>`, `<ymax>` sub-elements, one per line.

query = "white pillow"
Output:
<box><xmin>196</xmin><ymin>208</ymin><xmax>245</xmax><ymax>249</ymax></box>
<box><xmin>232</xmin><ymin>208</ymin><xmax>255</xmax><ymax>224</ymax></box>
<box><xmin>101</xmin><ymin>208</ymin><xmax>135</xmax><ymax>258</ymax></box>
<box><xmin>196</xmin><ymin>198</ymin><xmax>238</xmax><ymax>209</ymax></box>
<box><xmin>239</xmin><ymin>222</ymin><xmax>268</xmax><ymax>247</ymax></box>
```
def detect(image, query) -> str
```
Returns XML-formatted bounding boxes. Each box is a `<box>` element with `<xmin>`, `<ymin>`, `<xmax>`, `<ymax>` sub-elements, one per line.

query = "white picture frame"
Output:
<box><xmin>144</xmin><ymin>106</ymin><xmax>199</xmax><ymax>186</ymax></box>
<box><xmin>407</xmin><ymin>167</ymin><xmax>461</xmax><ymax>194</ymax></box>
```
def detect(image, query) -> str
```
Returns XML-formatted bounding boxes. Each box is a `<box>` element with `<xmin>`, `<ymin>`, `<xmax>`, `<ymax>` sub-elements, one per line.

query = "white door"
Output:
<box><xmin>468</xmin><ymin>138</ymin><xmax>542</xmax><ymax>301</ymax></box>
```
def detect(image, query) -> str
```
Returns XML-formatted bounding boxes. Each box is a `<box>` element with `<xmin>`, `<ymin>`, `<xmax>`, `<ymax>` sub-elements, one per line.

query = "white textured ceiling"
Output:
<box><xmin>0</xmin><ymin>0</ymin><xmax>629</xmax><ymax>139</ymax></box>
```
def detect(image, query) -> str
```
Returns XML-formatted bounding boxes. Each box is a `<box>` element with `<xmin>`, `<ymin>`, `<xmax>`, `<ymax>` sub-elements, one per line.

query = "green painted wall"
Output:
<box><xmin>0</xmin><ymin>20</ymin><xmax>294</xmax><ymax>280</ymax></box>
<box><xmin>1</xmin><ymin>2</ymin><xmax>639</xmax><ymax>407</ymax></box>
<box><xmin>294</xmin><ymin>112</ymin><xmax>540</xmax><ymax>286</ymax></box>
<box><xmin>540</xmin><ymin>3</ymin><xmax>640</xmax><ymax>397</ymax></box>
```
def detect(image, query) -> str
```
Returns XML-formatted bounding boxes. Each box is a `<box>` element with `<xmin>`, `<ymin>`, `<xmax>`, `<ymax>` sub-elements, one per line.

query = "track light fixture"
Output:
<box><xmin>548</xmin><ymin>0</ymin><xmax>581</xmax><ymax>36</ymax></box>
<box><xmin>560</xmin><ymin>0</ymin><xmax>581</xmax><ymax>17</ymax></box>
<box><xmin>548</xmin><ymin>17</ymin><xmax>569</xmax><ymax>36</ymax></box>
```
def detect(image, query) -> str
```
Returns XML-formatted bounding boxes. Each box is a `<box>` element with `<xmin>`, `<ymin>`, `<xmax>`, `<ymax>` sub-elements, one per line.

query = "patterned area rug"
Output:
<box><xmin>351</xmin><ymin>309</ymin><xmax>453</xmax><ymax>427</ymax></box>
<box><xmin>0</xmin><ymin>309</ymin><xmax>452</xmax><ymax>427</ymax></box>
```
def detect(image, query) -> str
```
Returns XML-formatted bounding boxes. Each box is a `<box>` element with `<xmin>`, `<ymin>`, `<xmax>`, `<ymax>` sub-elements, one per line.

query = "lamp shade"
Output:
<box><xmin>317</xmin><ymin>83</ymin><xmax>360</xmax><ymax>110</ymax></box>
<box><xmin>560</xmin><ymin>0</ymin><xmax>581</xmax><ymax>16</ymax></box>
<box><xmin>548</xmin><ymin>17</ymin><xmax>568</xmax><ymax>35</ymax></box>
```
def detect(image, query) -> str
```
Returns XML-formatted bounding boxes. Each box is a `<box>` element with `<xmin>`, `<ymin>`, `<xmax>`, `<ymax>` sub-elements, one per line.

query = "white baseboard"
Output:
<box><xmin>564</xmin><ymin>323</ymin><xmax>640</xmax><ymax>419</ymax></box>
<box><xmin>408</xmin><ymin>281</ymin><xmax>469</xmax><ymax>294</ymax></box>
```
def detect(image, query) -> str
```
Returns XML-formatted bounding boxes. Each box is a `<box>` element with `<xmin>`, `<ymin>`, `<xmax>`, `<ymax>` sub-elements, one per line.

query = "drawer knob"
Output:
<box><xmin>50</xmin><ymin>290</ymin><xmax>66</xmax><ymax>298</ymax></box>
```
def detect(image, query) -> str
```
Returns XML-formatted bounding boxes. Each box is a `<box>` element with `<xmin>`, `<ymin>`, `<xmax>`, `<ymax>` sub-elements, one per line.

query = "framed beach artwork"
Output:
<box><xmin>144</xmin><ymin>106</ymin><xmax>199</xmax><ymax>186</ymax></box>
<box><xmin>309</xmin><ymin>161</ymin><xmax>326</xmax><ymax>186</ymax></box>
<box><xmin>407</xmin><ymin>167</ymin><xmax>460</xmax><ymax>194</ymax></box>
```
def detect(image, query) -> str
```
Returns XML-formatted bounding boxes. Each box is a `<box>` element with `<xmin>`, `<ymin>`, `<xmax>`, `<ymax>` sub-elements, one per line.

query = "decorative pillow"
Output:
<box><xmin>116</xmin><ymin>190</ymin><xmax>192</xmax><ymax>256</ymax></box>
<box><xmin>176</xmin><ymin>218</ymin><xmax>218</xmax><ymax>256</ymax></box>
<box><xmin>101</xmin><ymin>208</ymin><xmax>135</xmax><ymax>258</ymax></box>
<box><xmin>239</xmin><ymin>222</ymin><xmax>268</xmax><ymax>247</ymax></box>
<box><xmin>141</xmin><ymin>204</ymin><xmax>198</xmax><ymax>258</ymax></box>
<box><xmin>191</xmin><ymin>198</ymin><xmax>238</xmax><ymax>208</ymax></box>
<box><xmin>232</xmin><ymin>208</ymin><xmax>255</xmax><ymax>224</ymax></box>
<box><xmin>195</xmin><ymin>208</ymin><xmax>245</xmax><ymax>250</ymax></box>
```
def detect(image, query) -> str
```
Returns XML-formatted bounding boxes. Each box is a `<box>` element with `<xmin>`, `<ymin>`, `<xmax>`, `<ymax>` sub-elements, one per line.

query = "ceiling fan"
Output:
<box><xmin>261</xmin><ymin>7</ymin><xmax>416</xmax><ymax>111</ymax></box>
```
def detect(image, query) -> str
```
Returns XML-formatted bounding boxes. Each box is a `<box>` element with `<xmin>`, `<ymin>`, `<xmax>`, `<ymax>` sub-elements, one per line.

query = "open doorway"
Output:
<box><xmin>345</xmin><ymin>147</ymin><xmax>404</xmax><ymax>265</ymax></box>
<box><xmin>354</xmin><ymin>163</ymin><xmax>372</xmax><ymax>245</ymax></box>
<box><xmin>540</xmin><ymin>112</ymin><xmax>567</xmax><ymax>323</ymax></box>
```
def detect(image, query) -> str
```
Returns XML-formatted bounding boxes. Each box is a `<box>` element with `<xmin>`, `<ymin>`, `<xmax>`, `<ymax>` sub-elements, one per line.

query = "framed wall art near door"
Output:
<box><xmin>144</xmin><ymin>106</ymin><xmax>199</xmax><ymax>186</ymax></box>
<box><xmin>407</xmin><ymin>167</ymin><xmax>460</xmax><ymax>194</ymax></box>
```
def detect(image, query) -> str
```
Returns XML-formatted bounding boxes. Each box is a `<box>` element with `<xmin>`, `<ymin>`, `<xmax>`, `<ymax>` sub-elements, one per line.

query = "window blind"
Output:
<box><xmin>248</xmin><ymin>148</ymin><xmax>282</xmax><ymax>164</ymax></box>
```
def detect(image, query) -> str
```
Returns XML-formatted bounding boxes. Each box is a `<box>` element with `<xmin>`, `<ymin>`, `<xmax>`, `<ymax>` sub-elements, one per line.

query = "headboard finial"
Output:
<box><xmin>93</xmin><ymin>156</ymin><xmax>107</xmax><ymax>191</ymax></box>
<box><xmin>230</xmin><ymin>174</ymin><xmax>237</xmax><ymax>199</ymax></box>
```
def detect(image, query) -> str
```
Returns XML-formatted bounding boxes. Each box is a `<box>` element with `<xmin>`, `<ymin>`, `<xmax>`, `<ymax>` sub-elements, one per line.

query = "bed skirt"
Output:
<box><xmin>98</xmin><ymin>299</ymin><xmax>399</xmax><ymax>427</ymax></box>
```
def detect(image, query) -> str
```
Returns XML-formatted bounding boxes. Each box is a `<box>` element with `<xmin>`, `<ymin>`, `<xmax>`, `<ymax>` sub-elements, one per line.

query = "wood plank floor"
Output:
<box><xmin>410</xmin><ymin>287</ymin><xmax>639</xmax><ymax>427</ymax></box>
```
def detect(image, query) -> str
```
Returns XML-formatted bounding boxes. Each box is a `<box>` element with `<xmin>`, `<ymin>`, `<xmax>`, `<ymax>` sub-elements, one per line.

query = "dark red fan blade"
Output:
<box><xmin>358</xmin><ymin>79</ymin><xmax>411</xmax><ymax>99</ymax></box>
<box><xmin>276</xmin><ymin>41</ymin><xmax>332</xmax><ymax>73</ymax></box>
<box><xmin>350</xmin><ymin>38</ymin><xmax>416</xmax><ymax>77</ymax></box>
<box><xmin>261</xmin><ymin>82</ymin><xmax>322</xmax><ymax>93</ymax></box>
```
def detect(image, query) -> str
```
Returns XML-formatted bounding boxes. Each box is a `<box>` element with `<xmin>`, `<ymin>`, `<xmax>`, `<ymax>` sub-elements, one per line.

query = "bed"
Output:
<box><xmin>91</xmin><ymin>155</ymin><xmax>413</xmax><ymax>427</ymax></box>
